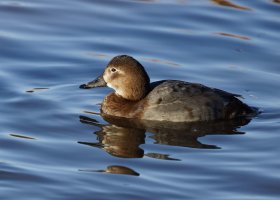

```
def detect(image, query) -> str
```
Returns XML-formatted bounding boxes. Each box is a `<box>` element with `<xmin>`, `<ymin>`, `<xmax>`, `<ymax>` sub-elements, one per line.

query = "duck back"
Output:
<box><xmin>142</xmin><ymin>80</ymin><xmax>254</xmax><ymax>122</ymax></box>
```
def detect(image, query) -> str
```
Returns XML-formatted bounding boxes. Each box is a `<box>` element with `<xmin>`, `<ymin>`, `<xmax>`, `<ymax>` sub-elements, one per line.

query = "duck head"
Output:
<box><xmin>80</xmin><ymin>55</ymin><xmax>150</xmax><ymax>101</ymax></box>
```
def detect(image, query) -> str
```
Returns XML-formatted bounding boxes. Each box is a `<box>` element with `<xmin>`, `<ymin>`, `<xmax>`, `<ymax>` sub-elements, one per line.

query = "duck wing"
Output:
<box><xmin>144</xmin><ymin>80</ymin><xmax>254</xmax><ymax>121</ymax></box>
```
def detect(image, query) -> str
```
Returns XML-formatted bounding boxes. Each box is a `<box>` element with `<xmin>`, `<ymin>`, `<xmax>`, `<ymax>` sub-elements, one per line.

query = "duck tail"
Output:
<box><xmin>225</xmin><ymin>98</ymin><xmax>259</xmax><ymax>119</ymax></box>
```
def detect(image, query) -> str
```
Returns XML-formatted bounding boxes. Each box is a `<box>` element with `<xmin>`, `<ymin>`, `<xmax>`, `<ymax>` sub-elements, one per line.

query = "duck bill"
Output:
<box><xmin>80</xmin><ymin>75</ymin><xmax>107</xmax><ymax>89</ymax></box>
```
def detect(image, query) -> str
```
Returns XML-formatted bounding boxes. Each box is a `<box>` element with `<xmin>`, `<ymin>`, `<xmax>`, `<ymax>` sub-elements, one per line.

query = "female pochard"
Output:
<box><xmin>80</xmin><ymin>55</ymin><xmax>255</xmax><ymax>122</ymax></box>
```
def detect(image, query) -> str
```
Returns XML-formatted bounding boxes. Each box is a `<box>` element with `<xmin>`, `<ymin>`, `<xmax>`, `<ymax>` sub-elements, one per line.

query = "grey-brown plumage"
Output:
<box><xmin>142</xmin><ymin>80</ymin><xmax>254</xmax><ymax>122</ymax></box>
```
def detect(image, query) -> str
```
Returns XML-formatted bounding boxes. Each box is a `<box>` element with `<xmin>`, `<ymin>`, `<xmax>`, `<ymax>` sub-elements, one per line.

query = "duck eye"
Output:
<box><xmin>110</xmin><ymin>68</ymin><xmax>117</xmax><ymax>72</ymax></box>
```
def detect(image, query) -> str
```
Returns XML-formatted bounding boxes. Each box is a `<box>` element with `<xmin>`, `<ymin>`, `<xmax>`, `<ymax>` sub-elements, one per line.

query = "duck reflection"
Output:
<box><xmin>79</xmin><ymin>121</ymin><xmax>145</xmax><ymax>158</ymax></box>
<box><xmin>145</xmin><ymin>153</ymin><xmax>180</xmax><ymax>161</ymax></box>
<box><xmin>79</xmin><ymin>114</ymin><xmax>252</xmax><ymax>160</ymax></box>
<box><xmin>79</xmin><ymin>165</ymin><xmax>139</xmax><ymax>176</ymax></box>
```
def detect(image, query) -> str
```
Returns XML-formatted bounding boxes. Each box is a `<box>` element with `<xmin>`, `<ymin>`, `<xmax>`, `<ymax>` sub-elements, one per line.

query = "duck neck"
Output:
<box><xmin>117</xmin><ymin>83</ymin><xmax>150</xmax><ymax>101</ymax></box>
<box><xmin>101</xmin><ymin>93</ymin><xmax>145</xmax><ymax>118</ymax></box>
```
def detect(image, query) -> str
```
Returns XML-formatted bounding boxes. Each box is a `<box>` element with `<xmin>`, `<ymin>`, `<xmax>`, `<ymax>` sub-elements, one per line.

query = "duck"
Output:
<box><xmin>80</xmin><ymin>55</ymin><xmax>255</xmax><ymax>122</ymax></box>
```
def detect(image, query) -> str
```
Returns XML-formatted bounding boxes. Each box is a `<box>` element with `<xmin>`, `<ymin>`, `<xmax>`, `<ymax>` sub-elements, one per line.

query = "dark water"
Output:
<box><xmin>1</xmin><ymin>0</ymin><xmax>280</xmax><ymax>199</ymax></box>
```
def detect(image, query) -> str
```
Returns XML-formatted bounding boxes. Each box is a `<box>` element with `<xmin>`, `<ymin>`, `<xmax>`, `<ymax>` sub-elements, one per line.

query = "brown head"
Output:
<box><xmin>80</xmin><ymin>55</ymin><xmax>150</xmax><ymax>101</ymax></box>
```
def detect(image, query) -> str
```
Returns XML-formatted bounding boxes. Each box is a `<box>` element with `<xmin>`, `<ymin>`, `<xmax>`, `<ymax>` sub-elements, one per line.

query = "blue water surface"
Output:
<box><xmin>0</xmin><ymin>0</ymin><xmax>280</xmax><ymax>199</ymax></box>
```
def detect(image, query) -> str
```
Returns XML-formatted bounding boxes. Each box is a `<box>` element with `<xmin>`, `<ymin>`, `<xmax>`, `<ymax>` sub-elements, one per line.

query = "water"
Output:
<box><xmin>1</xmin><ymin>0</ymin><xmax>280</xmax><ymax>199</ymax></box>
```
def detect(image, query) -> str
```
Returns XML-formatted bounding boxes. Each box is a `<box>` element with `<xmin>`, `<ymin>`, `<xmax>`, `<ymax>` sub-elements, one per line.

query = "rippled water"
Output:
<box><xmin>1</xmin><ymin>0</ymin><xmax>280</xmax><ymax>199</ymax></box>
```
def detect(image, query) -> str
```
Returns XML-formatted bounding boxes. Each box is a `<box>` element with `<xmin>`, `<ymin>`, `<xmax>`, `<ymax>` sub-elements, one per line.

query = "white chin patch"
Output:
<box><xmin>107</xmin><ymin>83</ymin><xmax>124</xmax><ymax>97</ymax></box>
<box><xmin>107</xmin><ymin>83</ymin><xmax>115</xmax><ymax>90</ymax></box>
